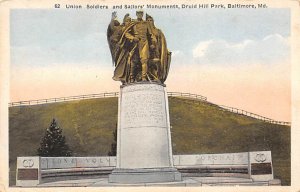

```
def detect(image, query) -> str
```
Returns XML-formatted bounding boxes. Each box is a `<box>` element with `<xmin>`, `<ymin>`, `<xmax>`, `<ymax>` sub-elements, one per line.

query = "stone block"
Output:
<box><xmin>16</xmin><ymin>156</ymin><xmax>41</xmax><ymax>186</ymax></box>
<box><xmin>249</xmin><ymin>151</ymin><xmax>274</xmax><ymax>181</ymax></box>
<box><xmin>109</xmin><ymin>168</ymin><xmax>182</xmax><ymax>183</ymax></box>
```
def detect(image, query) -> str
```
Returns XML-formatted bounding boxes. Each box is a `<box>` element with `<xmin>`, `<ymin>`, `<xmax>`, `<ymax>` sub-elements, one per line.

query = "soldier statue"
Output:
<box><xmin>107</xmin><ymin>10</ymin><xmax>171</xmax><ymax>84</ymax></box>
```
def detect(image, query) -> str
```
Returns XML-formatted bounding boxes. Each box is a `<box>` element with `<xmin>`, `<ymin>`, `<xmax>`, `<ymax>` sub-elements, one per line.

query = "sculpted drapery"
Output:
<box><xmin>107</xmin><ymin>11</ymin><xmax>171</xmax><ymax>84</ymax></box>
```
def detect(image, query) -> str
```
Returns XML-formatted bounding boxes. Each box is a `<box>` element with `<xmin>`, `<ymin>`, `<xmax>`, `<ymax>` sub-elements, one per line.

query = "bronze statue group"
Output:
<box><xmin>107</xmin><ymin>10</ymin><xmax>171</xmax><ymax>84</ymax></box>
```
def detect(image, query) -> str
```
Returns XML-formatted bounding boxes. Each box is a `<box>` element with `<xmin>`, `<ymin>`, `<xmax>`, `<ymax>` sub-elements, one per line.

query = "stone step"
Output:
<box><xmin>36</xmin><ymin>176</ymin><xmax>278</xmax><ymax>187</ymax></box>
<box><xmin>191</xmin><ymin>176</ymin><xmax>253</xmax><ymax>183</ymax></box>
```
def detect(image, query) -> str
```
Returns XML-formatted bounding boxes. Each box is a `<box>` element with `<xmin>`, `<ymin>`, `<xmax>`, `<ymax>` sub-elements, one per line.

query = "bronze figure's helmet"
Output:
<box><xmin>123</xmin><ymin>13</ymin><xmax>131</xmax><ymax>24</ymax></box>
<box><xmin>136</xmin><ymin>9</ymin><xmax>144</xmax><ymax>14</ymax></box>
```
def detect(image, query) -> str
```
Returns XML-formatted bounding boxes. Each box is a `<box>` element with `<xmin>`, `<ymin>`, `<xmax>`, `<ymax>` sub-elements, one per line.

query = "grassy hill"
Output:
<box><xmin>9</xmin><ymin>96</ymin><xmax>290</xmax><ymax>185</ymax></box>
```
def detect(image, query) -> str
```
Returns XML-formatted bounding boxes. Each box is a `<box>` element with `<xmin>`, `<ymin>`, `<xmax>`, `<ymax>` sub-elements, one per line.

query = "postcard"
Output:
<box><xmin>0</xmin><ymin>0</ymin><xmax>299</xmax><ymax>191</ymax></box>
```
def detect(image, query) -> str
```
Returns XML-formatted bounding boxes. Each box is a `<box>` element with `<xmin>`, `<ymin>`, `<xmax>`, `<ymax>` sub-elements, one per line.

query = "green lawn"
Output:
<box><xmin>9</xmin><ymin>96</ymin><xmax>290</xmax><ymax>185</ymax></box>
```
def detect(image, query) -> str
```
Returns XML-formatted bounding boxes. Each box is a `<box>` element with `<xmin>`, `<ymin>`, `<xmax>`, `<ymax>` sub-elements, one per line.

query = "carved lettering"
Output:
<box><xmin>121</xmin><ymin>85</ymin><xmax>167</xmax><ymax>128</ymax></box>
<box><xmin>99</xmin><ymin>158</ymin><xmax>103</xmax><ymax>163</ymax></box>
<box><xmin>213</xmin><ymin>155</ymin><xmax>218</xmax><ymax>160</ymax></box>
<box><xmin>123</xmin><ymin>84</ymin><xmax>164</xmax><ymax>93</ymax></box>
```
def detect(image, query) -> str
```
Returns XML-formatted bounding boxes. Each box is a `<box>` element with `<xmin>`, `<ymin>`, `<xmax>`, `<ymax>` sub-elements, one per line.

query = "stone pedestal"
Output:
<box><xmin>109</xmin><ymin>82</ymin><xmax>181</xmax><ymax>183</ymax></box>
<box><xmin>16</xmin><ymin>156</ymin><xmax>41</xmax><ymax>186</ymax></box>
<box><xmin>248</xmin><ymin>151</ymin><xmax>274</xmax><ymax>181</ymax></box>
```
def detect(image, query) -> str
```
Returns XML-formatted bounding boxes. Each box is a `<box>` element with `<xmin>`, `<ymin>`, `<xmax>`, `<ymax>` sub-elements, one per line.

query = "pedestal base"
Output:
<box><xmin>109</xmin><ymin>168</ymin><xmax>182</xmax><ymax>183</ymax></box>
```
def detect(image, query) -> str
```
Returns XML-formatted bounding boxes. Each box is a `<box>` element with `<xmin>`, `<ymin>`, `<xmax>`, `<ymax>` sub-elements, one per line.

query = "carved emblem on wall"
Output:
<box><xmin>255</xmin><ymin>153</ymin><xmax>267</xmax><ymax>162</ymax></box>
<box><xmin>22</xmin><ymin>159</ymin><xmax>34</xmax><ymax>168</ymax></box>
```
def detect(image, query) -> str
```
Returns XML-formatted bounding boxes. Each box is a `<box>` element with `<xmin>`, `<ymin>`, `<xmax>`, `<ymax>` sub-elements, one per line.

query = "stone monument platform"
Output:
<box><xmin>16</xmin><ymin>151</ymin><xmax>279</xmax><ymax>186</ymax></box>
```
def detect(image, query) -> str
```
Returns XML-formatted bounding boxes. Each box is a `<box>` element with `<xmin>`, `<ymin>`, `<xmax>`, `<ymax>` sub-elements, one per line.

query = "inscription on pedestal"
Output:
<box><xmin>122</xmin><ymin>84</ymin><xmax>164</xmax><ymax>93</ymax></box>
<box><xmin>121</xmin><ymin>85</ymin><xmax>167</xmax><ymax>128</ymax></box>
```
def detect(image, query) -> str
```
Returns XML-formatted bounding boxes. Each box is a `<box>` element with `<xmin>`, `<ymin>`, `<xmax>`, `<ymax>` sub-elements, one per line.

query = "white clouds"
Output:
<box><xmin>192</xmin><ymin>34</ymin><xmax>290</xmax><ymax>65</ymax></box>
<box><xmin>192</xmin><ymin>40</ymin><xmax>213</xmax><ymax>58</ymax></box>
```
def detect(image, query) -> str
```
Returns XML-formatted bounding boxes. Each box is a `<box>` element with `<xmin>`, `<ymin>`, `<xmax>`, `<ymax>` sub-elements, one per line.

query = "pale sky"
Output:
<box><xmin>10</xmin><ymin>8</ymin><xmax>291</xmax><ymax>122</ymax></box>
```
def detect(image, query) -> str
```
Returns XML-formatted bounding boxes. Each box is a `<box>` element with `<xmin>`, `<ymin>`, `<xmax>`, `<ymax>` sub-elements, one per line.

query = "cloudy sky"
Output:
<box><xmin>10</xmin><ymin>8</ymin><xmax>290</xmax><ymax>121</ymax></box>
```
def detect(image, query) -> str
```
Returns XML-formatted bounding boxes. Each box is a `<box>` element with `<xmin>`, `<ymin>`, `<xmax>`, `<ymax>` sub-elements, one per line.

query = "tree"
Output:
<box><xmin>108</xmin><ymin>124</ymin><xmax>117</xmax><ymax>156</ymax></box>
<box><xmin>37</xmin><ymin>118</ymin><xmax>72</xmax><ymax>157</ymax></box>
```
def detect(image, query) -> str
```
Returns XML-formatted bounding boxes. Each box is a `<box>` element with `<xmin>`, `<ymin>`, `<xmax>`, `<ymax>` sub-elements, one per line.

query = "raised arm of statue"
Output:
<box><xmin>111</xmin><ymin>11</ymin><xmax>117</xmax><ymax>21</ymax></box>
<box><xmin>109</xmin><ymin>11</ymin><xmax>118</xmax><ymax>30</ymax></box>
